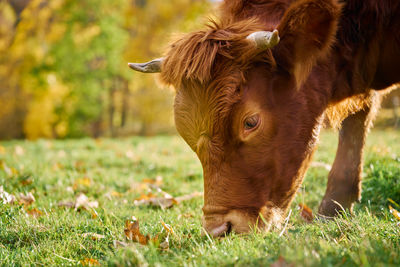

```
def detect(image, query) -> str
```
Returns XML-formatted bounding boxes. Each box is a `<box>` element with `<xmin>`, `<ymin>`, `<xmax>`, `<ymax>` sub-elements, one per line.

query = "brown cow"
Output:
<box><xmin>128</xmin><ymin>0</ymin><xmax>400</xmax><ymax>236</ymax></box>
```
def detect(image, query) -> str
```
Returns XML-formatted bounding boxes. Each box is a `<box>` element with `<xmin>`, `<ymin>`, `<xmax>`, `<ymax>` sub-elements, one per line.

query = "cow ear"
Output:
<box><xmin>275</xmin><ymin>0</ymin><xmax>342</xmax><ymax>86</ymax></box>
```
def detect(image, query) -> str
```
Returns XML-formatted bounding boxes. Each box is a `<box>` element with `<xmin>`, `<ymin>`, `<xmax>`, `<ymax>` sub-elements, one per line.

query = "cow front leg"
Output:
<box><xmin>318</xmin><ymin>97</ymin><xmax>380</xmax><ymax>217</ymax></box>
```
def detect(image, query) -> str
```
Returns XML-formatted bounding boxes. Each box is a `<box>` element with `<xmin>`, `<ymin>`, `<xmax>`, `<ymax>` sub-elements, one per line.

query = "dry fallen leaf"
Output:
<box><xmin>0</xmin><ymin>186</ymin><xmax>16</xmax><ymax>204</ymax></box>
<box><xmin>80</xmin><ymin>258</ymin><xmax>100</xmax><ymax>266</ymax></box>
<box><xmin>298</xmin><ymin>203</ymin><xmax>313</xmax><ymax>223</ymax></box>
<box><xmin>177</xmin><ymin>213</ymin><xmax>194</xmax><ymax>219</ymax></box>
<box><xmin>58</xmin><ymin>201</ymin><xmax>75</xmax><ymax>208</ymax></box>
<box><xmin>57</xmin><ymin>193</ymin><xmax>98</xmax><ymax>212</ymax></box>
<box><xmin>129</xmin><ymin>176</ymin><xmax>163</xmax><ymax>194</ymax></box>
<box><xmin>82</xmin><ymin>233</ymin><xmax>105</xmax><ymax>240</ymax></box>
<box><xmin>270</xmin><ymin>256</ymin><xmax>294</xmax><ymax>267</ymax></box>
<box><xmin>134</xmin><ymin>191</ymin><xmax>202</xmax><ymax>209</ymax></box>
<box><xmin>19</xmin><ymin>192</ymin><xmax>35</xmax><ymax>206</ymax></box>
<box><xmin>20</xmin><ymin>178</ymin><xmax>33</xmax><ymax>186</ymax></box>
<box><xmin>75</xmin><ymin>193</ymin><xmax>98</xmax><ymax>211</ymax></box>
<box><xmin>134</xmin><ymin>196</ymin><xmax>177</xmax><ymax>209</ymax></box>
<box><xmin>124</xmin><ymin>219</ymin><xmax>149</xmax><ymax>245</ymax></box>
<box><xmin>159</xmin><ymin>235</ymin><xmax>169</xmax><ymax>250</ymax></box>
<box><xmin>25</xmin><ymin>208</ymin><xmax>43</xmax><ymax>218</ymax></box>
<box><xmin>389</xmin><ymin>205</ymin><xmax>400</xmax><ymax>221</ymax></box>
<box><xmin>142</xmin><ymin>176</ymin><xmax>163</xmax><ymax>186</ymax></box>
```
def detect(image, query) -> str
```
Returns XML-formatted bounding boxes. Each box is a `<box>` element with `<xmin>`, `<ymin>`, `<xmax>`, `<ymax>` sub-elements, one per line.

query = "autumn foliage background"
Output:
<box><xmin>0</xmin><ymin>0</ymin><xmax>214</xmax><ymax>140</ymax></box>
<box><xmin>1</xmin><ymin>0</ymin><xmax>399</xmax><ymax>140</ymax></box>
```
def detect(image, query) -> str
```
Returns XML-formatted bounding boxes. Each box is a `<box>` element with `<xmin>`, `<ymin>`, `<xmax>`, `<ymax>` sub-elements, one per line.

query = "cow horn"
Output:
<box><xmin>128</xmin><ymin>58</ymin><xmax>163</xmax><ymax>73</ymax></box>
<box><xmin>246</xmin><ymin>30</ymin><xmax>280</xmax><ymax>49</ymax></box>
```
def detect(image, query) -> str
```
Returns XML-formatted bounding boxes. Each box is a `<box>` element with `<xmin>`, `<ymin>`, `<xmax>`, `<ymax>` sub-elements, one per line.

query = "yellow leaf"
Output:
<box><xmin>0</xmin><ymin>145</ymin><xmax>5</xmax><ymax>154</ymax></box>
<box><xmin>160</xmin><ymin>219</ymin><xmax>175</xmax><ymax>235</ymax></box>
<box><xmin>389</xmin><ymin>205</ymin><xmax>400</xmax><ymax>221</ymax></box>
<box><xmin>0</xmin><ymin>161</ymin><xmax>13</xmax><ymax>177</ymax></box>
<box><xmin>111</xmin><ymin>191</ymin><xmax>122</xmax><ymax>197</ymax></box>
<box><xmin>73</xmin><ymin>177</ymin><xmax>91</xmax><ymax>190</ymax></box>
<box><xmin>80</xmin><ymin>258</ymin><xmax>100</xmax><ymax>266</ymax></box>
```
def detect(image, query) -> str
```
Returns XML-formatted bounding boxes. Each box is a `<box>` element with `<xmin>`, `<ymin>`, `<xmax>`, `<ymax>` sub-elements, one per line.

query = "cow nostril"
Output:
<box><xmin>226</xmin><ymin>222</ymin><xmax>232</xmax><ymax>235</ymax></box>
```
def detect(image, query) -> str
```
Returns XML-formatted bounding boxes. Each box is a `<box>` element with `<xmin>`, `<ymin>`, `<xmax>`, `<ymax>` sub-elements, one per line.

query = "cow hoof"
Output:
<box><xmin>318</xmin><ymin>198</ymin><xmax>354</xmax><ymax>218</ymax></box>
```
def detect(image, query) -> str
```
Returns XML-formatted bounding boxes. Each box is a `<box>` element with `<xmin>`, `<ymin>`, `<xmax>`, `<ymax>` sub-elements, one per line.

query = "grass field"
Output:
<box><xmin>1</xmin><ymin>129</ymin><xmax>399</xmax><ymax>266</ymax></box>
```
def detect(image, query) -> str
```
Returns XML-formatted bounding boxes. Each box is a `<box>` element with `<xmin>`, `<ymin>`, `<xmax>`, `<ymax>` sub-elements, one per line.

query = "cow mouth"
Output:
<box><xmin>208</xmin><ymin>222</ymin><xmax>233</xmax><ymax>237</ymax></box>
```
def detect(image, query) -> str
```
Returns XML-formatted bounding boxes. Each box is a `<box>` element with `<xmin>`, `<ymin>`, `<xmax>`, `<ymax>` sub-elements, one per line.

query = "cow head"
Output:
<box><xmin>129</xmin><ymin>0</ymin><xmax>341</xmax><ymax>236</ymax></box>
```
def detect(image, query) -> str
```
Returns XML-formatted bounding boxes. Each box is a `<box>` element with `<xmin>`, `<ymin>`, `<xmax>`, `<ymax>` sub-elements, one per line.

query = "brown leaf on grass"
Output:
<box><xmin>159</xmin><ymin>235</ymin><xmax>169</xmax><ymax>250</ymax></box>
<box><xmin>74</xmin><ymin>193</ymin><xmax>98</xmax><ymax>210</ymax></box>
<box><xmin>91</xmin><ymin>210</ymin><xmax>98</xmax><ymax>219</ymax></box>
<box><xmin>80</xmin><ymin>258</ymin><xmax>100</xmax><ymax>266</ymax></box>
<box><xmin>271</xmin><ymin>256</ymin><xmax>294</xmax><ymax>267</ymax></box>
<box><xmin>389</xmin><ymin>205</ymin><xmax>400</xmax><ymax>221</ymax></box>
<box><xmin>298</xmin><ymin>203</ymin><xmax>313</xmax><ymax>223</ymax></box>
<box><xmin>136</xmin><ymin>192</ymin><xmax>157</xmax><ymax>201</ymax></box>
<box><xmin>82</xmin><ymin>233</ymin><xmax>105</xmax><ymax>240</ymax></box>
<box><xmin>19</xmin><ymin>192</ymin><xmax>35</xmax><ymax>206</ymax></box>
<box><xmin>58</xmin><ymin>201</ymin><xmax>75</xmax><ymax>208</ymax></box>
<box><xmin>124</xmin><ymin>219</ymin><xmax>149</xmax><ymax>245</ymax></box>
<box><xmin>142</xmin><ymin>175</ymin><xmax>163</xmax><ymax>186</ymax></box>
<box><xmin>177</xmin><ymin>213</ymin><xmax>194</xmax><ymax>219</ymax></box>
<box><xmin>134</xmin><ymin>196</ymin><xmax>177</xmax><ymax>209</ymax></box>
<box><xmin>57</xmin><ymin>193</ymin><xmax>98</xmax><ymax>211</ymax></box>
<box><xmin>25</xmin><ymin>208</ymin><xmax>43</xmax><ymax>218</ymax></box>
<box><xmin>20</xmin><ymin>178</ymin><xmax>33</xmax><ymax>186</ymax></box>
<box><xmin>134</xmin><ymin>191</ymin><xmax>202</xmax><ymax>209</ymax></box>
<box><xmin>129</xmin><ymin>176</ymin><xmax>163</xmax><ymax>194</ymax></box>
<box><xmin>0</xmin><ymin>186</ymin><xmax>16</xmax><ymax>204</ymax></box>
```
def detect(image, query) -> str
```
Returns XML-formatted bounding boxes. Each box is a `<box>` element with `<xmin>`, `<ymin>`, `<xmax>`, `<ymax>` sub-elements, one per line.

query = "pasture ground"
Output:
<box><xmin>1</xmin><ymin>129</ymin><xmax>399</xmax><ymax>266</ymax></box>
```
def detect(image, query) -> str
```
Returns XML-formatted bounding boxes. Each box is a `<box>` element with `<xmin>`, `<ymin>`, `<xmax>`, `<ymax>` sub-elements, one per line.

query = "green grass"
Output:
<box><xmin>1</xmin><ymin>129</ymin><xmax>399</xmax><ymax>266</ymax></box>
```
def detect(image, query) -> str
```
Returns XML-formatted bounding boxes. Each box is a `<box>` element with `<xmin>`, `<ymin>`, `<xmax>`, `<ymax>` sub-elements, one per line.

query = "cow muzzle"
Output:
<box><xmin>201</xmin><ymin>207</ymin><xmax>259</xmax><ymax>237</ymax></box>
<box><xmin>201</xmin><ymin>205</ymin><xmax>284</xmax><ymax>237</ymax></box>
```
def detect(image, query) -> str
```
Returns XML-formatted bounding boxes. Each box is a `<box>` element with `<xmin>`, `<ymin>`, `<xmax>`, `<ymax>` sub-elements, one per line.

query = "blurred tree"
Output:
<box><xmin>0</xmin><ymin>0</ymin><xmax>212</xmax><ymax>139</ymax></box>
<box><xmin>123</xmin><ymin>0</ymin><xmax>211</xmax><ymax>135</ymax></box>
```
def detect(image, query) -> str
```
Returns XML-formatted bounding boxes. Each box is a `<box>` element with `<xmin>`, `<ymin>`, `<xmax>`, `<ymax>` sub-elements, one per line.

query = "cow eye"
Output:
<box><xmin>244</xmin><ymin>115</ymin><xmax>260</xmax><ymax>130</ymax></box>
